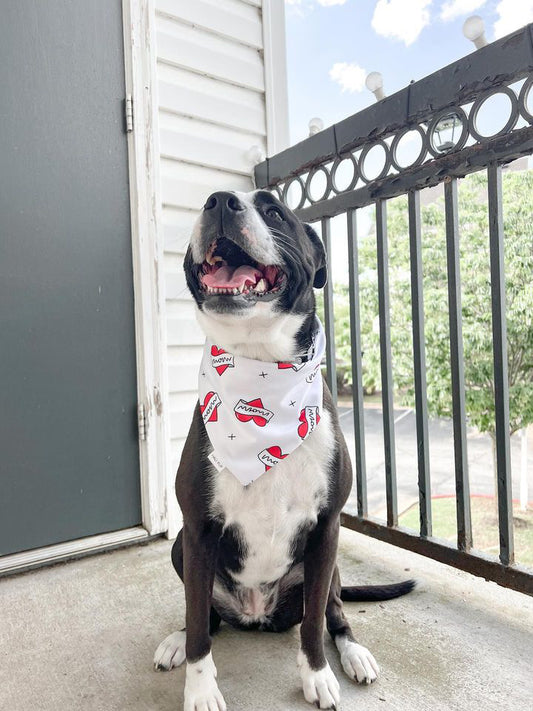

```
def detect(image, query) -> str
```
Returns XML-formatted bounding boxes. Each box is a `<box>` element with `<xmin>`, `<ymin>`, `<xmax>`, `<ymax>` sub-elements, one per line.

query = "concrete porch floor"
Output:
<box><xmin>1</xmin><ymin>528</ymin><xmax>532</xmax><ymax>711</ymax></box>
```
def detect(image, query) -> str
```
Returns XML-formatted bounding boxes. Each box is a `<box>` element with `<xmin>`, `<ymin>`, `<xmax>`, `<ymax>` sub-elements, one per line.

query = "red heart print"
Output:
<box><xmin>277</xmin><ymin>361</ymin><xmax>304</xmax><ymax>372</ymax></box>
<box><xmin>298</xmin><ymin>406</ymin><xmax>321</xmax><ymax>439</ymax></box>
<box><xmin>257</xmin><ymin>445</ymin><xmax>288</xmax><ymax>472</ymax></box>
<box><xmin>234</xmin><ymin>398</ymin><xmax>273</xmax><ymax>427</ymax></box>
<box><xmin>264</xmin><ymin>446</ymin><xmax>288</xmax><ymax>471</ymax></box>
<box><xmin>200</xmin><ymin>391</ymin><xmax>220</xmax><ymax>423</ymax></box>
<box><xmin>211</xmin><ymin>345</ymin><xmax>233</xmax><ymax>376</ymax></box>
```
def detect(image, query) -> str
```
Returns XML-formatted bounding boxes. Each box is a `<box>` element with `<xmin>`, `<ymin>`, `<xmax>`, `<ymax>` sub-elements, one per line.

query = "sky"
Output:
<box><xmin>284</xmin><ymin>0</ymin><xmax>533</xmax><ymax>144</ymax></box>
<box><xmin>282</xmin><ymin>0</ymin><xmax>533</xmax><ymax>281</ymax></box>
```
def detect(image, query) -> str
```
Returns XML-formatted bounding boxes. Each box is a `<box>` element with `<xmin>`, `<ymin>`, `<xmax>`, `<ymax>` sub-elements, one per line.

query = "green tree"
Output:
<box><xmin>329</xmin><ymin>170</ymin><xmax>533</xmax><ymax>452</ymax></box>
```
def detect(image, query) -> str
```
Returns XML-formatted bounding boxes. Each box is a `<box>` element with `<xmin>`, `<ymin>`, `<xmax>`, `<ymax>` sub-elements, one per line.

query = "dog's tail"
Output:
<box><xmin>340</xmin><ymin>579</ymin><xmax>416</xmax><ymax>602</ymax></box>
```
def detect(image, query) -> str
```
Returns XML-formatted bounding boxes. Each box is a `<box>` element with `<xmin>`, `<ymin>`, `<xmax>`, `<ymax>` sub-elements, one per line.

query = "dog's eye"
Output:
<box><xmin>266</xmin><ymin>206</ymin><xmax>284</xmax><ymax>222</ymax></box>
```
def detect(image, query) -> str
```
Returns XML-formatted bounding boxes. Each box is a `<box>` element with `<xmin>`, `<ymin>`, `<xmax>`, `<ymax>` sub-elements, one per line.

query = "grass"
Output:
<box><xmin>399</xmin><ymin>496</ymin><xmax>533</xmax><ymax>568</ymax></box>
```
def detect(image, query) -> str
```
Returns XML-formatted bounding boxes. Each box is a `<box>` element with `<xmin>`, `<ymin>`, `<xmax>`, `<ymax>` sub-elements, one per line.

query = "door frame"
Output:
<box><xmin>121</xmin><ymin>0</ymin><xmax>175</xmax><ymax>538</ymax></box>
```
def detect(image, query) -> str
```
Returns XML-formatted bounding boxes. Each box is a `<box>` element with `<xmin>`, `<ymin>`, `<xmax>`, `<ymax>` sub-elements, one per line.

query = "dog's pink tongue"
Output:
<box><xmin>202</xmin><ymin>265</ymin><xmax>262</xmax><ymax>289</ymax></box>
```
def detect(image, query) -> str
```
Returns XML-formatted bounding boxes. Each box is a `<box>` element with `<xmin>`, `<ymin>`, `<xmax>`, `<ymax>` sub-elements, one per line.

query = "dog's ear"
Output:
<box><xmin>303</xmin><ymin>223</ymin><xmax>328</xmax><ymax>289</ymax></box>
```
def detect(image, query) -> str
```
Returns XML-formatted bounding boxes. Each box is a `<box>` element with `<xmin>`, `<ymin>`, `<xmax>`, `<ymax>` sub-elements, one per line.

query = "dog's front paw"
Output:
<box><xmin>337</xmin><ymin>638</ymin><xmax>379</xmax><ymax>685</ymax></box>
<box><xmin>153</xmin><ymin>630</ymin><xmax>186</xmax><ymax>671</ymax></box>
<box><xmin>184</xmin><ymin>653</ymin><xmax>226</xmax><ymax>711</ymax></box>
<box><xmin>297</xmin><ymin>650</ymin><xmax>340</xmax><ymax>710</ymax></box>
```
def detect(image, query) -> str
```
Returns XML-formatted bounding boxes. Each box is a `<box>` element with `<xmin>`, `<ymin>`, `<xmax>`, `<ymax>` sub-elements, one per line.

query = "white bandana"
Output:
<box><xmin>198</xmin><ymin>318</ymin><xmax>325</xmax><ymax>486</ymax></box>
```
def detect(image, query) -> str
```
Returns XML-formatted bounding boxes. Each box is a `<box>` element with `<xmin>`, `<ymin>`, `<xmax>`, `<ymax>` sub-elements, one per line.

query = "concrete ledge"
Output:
<box><xmin>0</xmin><ymin>528</ymin><xmax>531</xmax><ymax>710</ymax></box>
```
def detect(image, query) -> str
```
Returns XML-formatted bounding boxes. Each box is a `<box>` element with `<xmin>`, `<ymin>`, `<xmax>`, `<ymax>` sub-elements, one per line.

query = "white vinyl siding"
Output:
<box><xmin>154</xmin><ymin>0</ymin><xmax>286</xmax><ymax>476</ymax></box>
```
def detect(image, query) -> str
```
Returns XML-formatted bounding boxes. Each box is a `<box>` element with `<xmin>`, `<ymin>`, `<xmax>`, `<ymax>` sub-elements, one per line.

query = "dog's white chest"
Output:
<box><xmin>210</xmin><ymin>410</ymin><xmax>334</xmax><ymax>588</ymax></box>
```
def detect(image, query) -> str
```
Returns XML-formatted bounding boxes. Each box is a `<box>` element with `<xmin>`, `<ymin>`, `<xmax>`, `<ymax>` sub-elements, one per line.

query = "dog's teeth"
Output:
<box><xmin>254</xmin><ymin>278</ymin><xmax>267</xmax><ymax>293</ymax></box>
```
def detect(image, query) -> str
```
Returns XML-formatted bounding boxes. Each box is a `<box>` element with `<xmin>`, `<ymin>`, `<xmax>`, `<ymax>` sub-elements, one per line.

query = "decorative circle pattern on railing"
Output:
<box><xmin>272</xmin><ymin>77</ymin><xmax>533</xmax><ymax>208</ymax></box>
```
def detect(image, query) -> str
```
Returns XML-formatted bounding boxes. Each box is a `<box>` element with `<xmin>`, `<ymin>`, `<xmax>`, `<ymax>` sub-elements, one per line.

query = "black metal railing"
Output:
<box><xmin>255</xmin><ymin>24</ymin><xmax>533</xmax><ymax>595</ymax></box>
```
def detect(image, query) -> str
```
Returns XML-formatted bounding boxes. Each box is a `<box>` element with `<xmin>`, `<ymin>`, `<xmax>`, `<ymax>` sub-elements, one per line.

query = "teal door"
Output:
<box><xmin>0</xmin><ymin>1</ymin><xmax>142</xmax><ymax>556</ymax></box>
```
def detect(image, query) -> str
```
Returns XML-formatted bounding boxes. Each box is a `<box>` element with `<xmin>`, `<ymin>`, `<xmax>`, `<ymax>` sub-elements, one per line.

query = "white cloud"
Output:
<box><xmin>440</xmin><ymin>0</ymin><xmax>486</xmax><ymax>22</ymax></box>
<box><xmin>285</xmin><ymin>0</ymin><xmax>346</xmax><ymax>16</ymax></box>
<box><xmin>493</xmin><ymin>0</ymin><xmax>533</xmax><ymax>39</ymax></box>
<box><xmin>371</xmin><ymin>0</ymin><xmax>432</xmax><ymax>46</ymax></box>
<box><xmin>285</xmin><ymin>0</ymin><xmax>346</xmax><ymax>5</ymax></box>
<box><xmin>329</xmin><ymin>62</ymin><xmax>367</xmax><ymax>92</ymax></box>
<box><xmin>284</xmin><ymin>0</ymin><xmax>308</xmax><ymax>19</ymax></box>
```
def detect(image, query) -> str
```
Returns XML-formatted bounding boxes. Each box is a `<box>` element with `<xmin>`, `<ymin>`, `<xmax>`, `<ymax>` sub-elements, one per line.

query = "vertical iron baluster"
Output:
<box><xmin>321</xmin><ymin>217</ymin><xmax>338</xmax><ymax>405</ymax></box>
<box><xmin>408</xmin><ymin>191</ymin><xmax>432</xmax><ymax>538</ymax></box>
<box><xmin>347</xmin><ymin>209</ymin><xmax>368</xmax><ymax>518</ymax></box>
<box><xmin>444</xmin><ymin>179</ymin><xmax>473</xmax><ymax>551</ymax></box>
<box><xmin>375</xmin><ymin>199</ymin><xmax>398</xmax><ymax>527</ymax></box>
<box><xmin>487</xmin><ymin>162</ymin><xmax>514</xmax><ymax>566</ymax></box>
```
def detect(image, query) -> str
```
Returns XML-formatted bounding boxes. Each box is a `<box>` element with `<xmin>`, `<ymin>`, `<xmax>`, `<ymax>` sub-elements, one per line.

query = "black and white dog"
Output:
<box><xmin>154</xmin><ymin>190</ymin><xmax>414</xmax><ymax>711</ymax></box>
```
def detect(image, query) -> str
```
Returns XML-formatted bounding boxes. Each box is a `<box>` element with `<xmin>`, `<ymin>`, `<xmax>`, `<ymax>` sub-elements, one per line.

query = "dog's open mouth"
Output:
<box><xmin>198</xmin><ymin>236</ymin><xmax>285</xmax><ymax>301</ymax></box>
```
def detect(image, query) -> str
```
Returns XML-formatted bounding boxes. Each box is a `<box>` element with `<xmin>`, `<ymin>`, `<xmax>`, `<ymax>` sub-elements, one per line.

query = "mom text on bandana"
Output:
<box><xmin>211</xmin><ymin>346</ymin><xmax>235</xmax><ymax>375</ymax></box>
<box><xmin>257</xmin><ymin>446</ymin><xmax>288</xmax><ymax>471</ymax></box>
<box><xmin>234</xmin><ymin>398</ymin><xmax>274</xmax><ymax>427</ymax></box>
<box><xmin>201</xmin><ymin>391</ymin><xmax>221</xmax><ymax>424</ymax></box>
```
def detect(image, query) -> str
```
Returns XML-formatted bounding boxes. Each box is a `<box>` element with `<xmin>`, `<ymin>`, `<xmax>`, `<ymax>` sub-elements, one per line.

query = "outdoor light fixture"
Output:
<box><xmin>365</xmin><ymin>72</ymin><xmax>385</xmax><ymax>101</ymax></box>
<box><xmin>308</xmin><ymin>117</ymin><xmax>324</xmax><ymax>136</ymax></box>
<box><xmin>431</xmin><ymin>112</ymin><xmax>464</xmax><ymax>153</ymax></box>
<box><xmin>462</xmin><ymin>15</ymin><xmax>488</xmax><ymax>49</ymax></box>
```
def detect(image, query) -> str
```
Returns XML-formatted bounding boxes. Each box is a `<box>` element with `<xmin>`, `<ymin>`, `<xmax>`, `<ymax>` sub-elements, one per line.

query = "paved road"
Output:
<box><xmin>337</xmin><ymin>404</ymin><xmax>533</xmax><ymax>519</ymax></box>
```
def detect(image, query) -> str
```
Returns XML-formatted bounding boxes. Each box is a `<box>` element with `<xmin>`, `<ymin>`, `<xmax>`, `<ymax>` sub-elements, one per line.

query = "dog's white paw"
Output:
<box><xmin>153</xmin><ymin>630</ymin><xmax>186</xmax><ymax>671</ymax></box>
<box><xmin>336</xmin><ymin>637</ymin><xmax>379</xmax><ymax>685</ymax></box>
<box><xmin>184</xmin><ymin>653</ymin><xmax>226</xmax><ymax>711</ymax></box>
<box><xmin>297</xmin><ymin>650</ymin><xmax>340</xmax><ymax>710</ymax></box>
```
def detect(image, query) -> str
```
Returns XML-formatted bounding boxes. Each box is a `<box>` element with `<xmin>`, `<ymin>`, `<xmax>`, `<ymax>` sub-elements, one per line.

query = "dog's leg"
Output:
<box><xmin>326</xmin><ymin>566</ymin><xmax>379</xmax><ymax>685</ymax></box>
<box><xmin>297</xmin><ymin>517</ymin><xmax>341</xmax><ymax>710</ymax></box>
<box><xmin>154</xmin><ymin>608</ymin><xmax>222</xmax><ymax>671</ymax></box>
<box><xmin>182</xmin><ymin>523</ymin><xmax>226</xmax><ymax>711</ymax></box>
<box><xmin>154</xmin><ymin>530</ymin><xmax>223</xmax><ymax>673</ymax></box>
<box><xmin>154</xmin><ymin>524</ymin><xmax>226</xmax><ymax>709</ymax></box>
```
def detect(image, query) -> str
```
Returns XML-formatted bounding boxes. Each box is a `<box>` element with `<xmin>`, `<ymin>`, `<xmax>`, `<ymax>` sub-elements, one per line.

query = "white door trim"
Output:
<box><xmin>262</xmin><ymin>0</ymin><xmax>290</xmax><ymax>155</ymax></box>
<box><xmin>0</xmin><ymin>527</ymin><xmax>151</xmax><ymax>577</ymax></box>
<box><xmin>122</xmin><ymin>0</ymin><xmax>173</xmax><ymax>536</ymax></box>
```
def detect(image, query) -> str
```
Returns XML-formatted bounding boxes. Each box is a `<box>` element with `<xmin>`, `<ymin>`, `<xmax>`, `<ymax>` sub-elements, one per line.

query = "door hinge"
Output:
<box><xmin>137</xmin><ymin>403</ymin><xmax>147</xmax><ymax>441</ymax></box>
<box><xmin>125</xmin><ymin>94</ymin><xmax>134</xmax><ymax>132</ymax></box>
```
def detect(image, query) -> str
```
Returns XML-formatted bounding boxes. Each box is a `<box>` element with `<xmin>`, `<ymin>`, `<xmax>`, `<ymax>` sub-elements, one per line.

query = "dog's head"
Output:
<box><xmin>184</xmin><ymin>190</ymin><xmax>327</xmax><ymax>329</ymax></box>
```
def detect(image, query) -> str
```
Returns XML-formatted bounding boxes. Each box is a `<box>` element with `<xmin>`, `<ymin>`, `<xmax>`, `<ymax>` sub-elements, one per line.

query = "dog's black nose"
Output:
<box><xmin>203</xmin><ymin>191</ymin><xmax>246</xmax><ymax>213</ymax></box>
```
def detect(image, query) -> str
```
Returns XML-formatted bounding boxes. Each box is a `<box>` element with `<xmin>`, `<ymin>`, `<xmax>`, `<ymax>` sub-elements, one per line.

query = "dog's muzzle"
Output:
<box><xmin>193</xmin><ymin>191</ymin><xmax>286</xmax><ymax>309</ymax></box>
